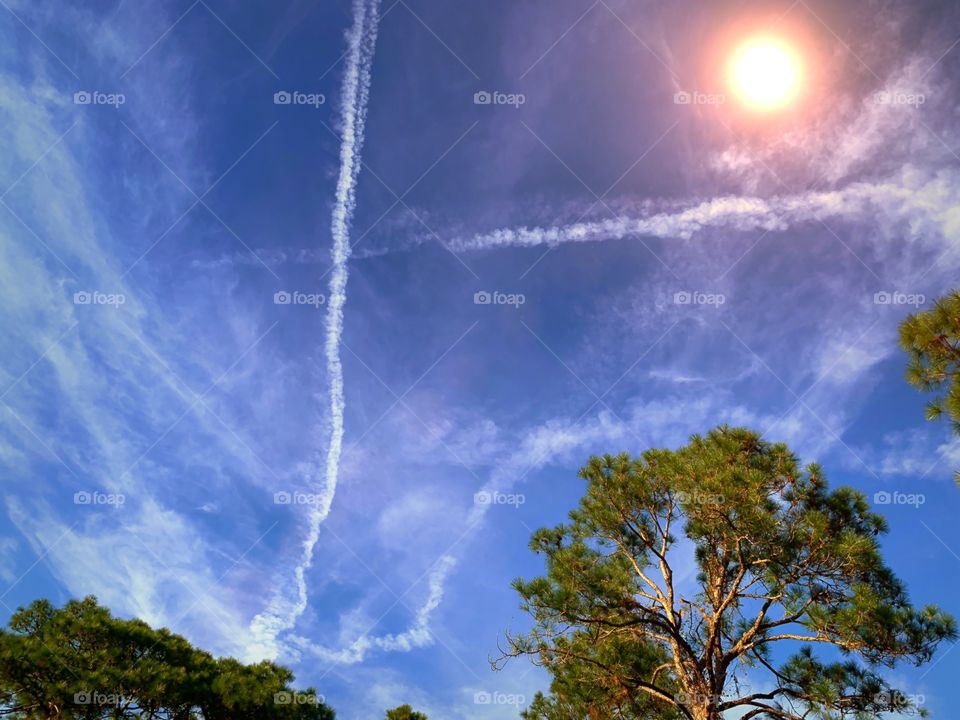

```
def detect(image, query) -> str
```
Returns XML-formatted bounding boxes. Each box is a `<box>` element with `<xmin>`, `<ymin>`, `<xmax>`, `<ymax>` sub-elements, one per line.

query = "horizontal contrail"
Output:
<box><xmin>446</xmin><ymin>178</ymin><xmax>930</xmax><ymax>252</ymax></box>
<box><xmin>190</xmin><ymin>169</ymin><xmax>957</xmax><ymax>270</ymax></box>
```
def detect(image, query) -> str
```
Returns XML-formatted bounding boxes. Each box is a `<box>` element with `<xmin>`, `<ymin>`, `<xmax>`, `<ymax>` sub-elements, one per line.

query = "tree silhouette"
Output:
<box><xmin>0</xmin><ymin>596</ymin><xmax>335</xmax><ymax>719</ymax></box>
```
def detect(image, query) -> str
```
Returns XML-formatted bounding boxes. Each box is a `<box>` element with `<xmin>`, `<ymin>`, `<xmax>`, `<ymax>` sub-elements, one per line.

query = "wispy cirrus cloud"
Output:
<box><xmin>0</xmin><ymin>1</ymin><xmax>293</xmax><ymax>661</ymax></box>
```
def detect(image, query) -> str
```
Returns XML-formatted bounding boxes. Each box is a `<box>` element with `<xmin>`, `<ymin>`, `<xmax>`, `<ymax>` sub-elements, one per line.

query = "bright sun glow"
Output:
<box><xmin>730</xmin><ymin>39</ymin><xmax>801</xmax><ymax>110</ymax></box>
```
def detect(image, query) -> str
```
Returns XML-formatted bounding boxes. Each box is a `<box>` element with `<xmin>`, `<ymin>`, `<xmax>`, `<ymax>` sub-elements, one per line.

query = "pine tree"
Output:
<box><xmin>0</xmin><ymin>596</ymin><xmax>335</xmax><ymax>719</ymax></box>
<box><xmin>900</xmin><ymin>289</ymin><xmax>960</xmax><ymax>483</ymax></box>
<box><xmin>385</xmin><ymin>704</ymin><xmax>428</xmax><ymax>719</ymax></box>
<box><xmin>498</xmin><ymin>427</ymin><xmax>956</xmax><ymax>720</ymax></box>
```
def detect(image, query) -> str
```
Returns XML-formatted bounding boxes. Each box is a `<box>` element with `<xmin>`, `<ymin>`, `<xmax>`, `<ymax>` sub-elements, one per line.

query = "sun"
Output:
<box><xmin>729</xmin><ymin>38</ymin><xmax>801</xmax><ymax>110</ymax></box>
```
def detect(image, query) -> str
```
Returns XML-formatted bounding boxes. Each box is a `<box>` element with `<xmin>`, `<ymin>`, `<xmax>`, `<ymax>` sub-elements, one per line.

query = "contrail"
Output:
<box><xmin>188</xmin><ymin>171</ymin><xmax>958</xmax><ymax>268</ymax></box>
<box><xmin>446</xmin><ymin>180</ymin><xmax>927</xmax><ymax>252</ymax></box>
<box><xmin>249</xmin><ymin>0</ymin><xmax>381</xmax><ymax>659</ymax></box>
<box><xmin>304</xmin><ymin>0</ymin><xmax>381</xmax><ymax>612</ymax></box>
<box><xmin>290</xmin><ymin>556</ymin><xmax>457</xmax><ymax>664</ymax></box>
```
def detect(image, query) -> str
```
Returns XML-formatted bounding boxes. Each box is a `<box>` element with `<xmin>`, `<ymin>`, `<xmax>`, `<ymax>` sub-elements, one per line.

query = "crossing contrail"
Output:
<box><xmin>446</xmin><ymin>178</ymin><xmax>931</xmax><ymax>252</ymax></box>
<box><xmin>189</xmin><ymin>171</ymin><xmax>958</xmax><ymax>268</ymax></box>
<box><xmin>249</xmin><ymin>0</ymin><xmax>382</xmax><ymax>659</ymax></box>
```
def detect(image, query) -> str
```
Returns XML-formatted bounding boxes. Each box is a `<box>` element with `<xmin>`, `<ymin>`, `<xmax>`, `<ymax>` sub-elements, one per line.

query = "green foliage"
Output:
<box><xmin>0</xmin><ymin>596</ymin><xmax>335</xmax><ymax>719</ymax></box>
<box><xmin>519</xmin><ymin>632</ymin><xmax>679</xmax><ymax>720</ymax></box>
<box><xmin>501</xmin><ymin>427</ymin><xmax>956</xmax><ymax>720</ymax></box>
<box><xmin>899</xmin><ymin>289</ymin><xmax>960</xmax><ymax>483</ymax></box>
<box><xmin>384</xmin><ymin>704</ymin><xmax>428</xmax><ymax>719</ymax></box>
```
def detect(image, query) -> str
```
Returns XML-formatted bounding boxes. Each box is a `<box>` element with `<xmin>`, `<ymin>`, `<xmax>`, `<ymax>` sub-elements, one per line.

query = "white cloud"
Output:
<box><xmin>377</xmin><ymin>490</ymin><xmax>461</xmax><ymax>549</ymax></box>
<box><xmin>852</xmin><ymin>428</ymin><xmax>960</xmax><ymax>480</ymax></box>
<box><xmin>6</xmin><ymin>496</ymin><xmax>255</xmax><ymax>657</ymax></box>
<box><xmin>0</xmin><ymin>537</ymin><xmax>18</xmax><ymax>584</ymax></box>
<box><xmin>0</xmin><ymin>2</ymin><xmax>298</xmax><ymax>665</ymax></box>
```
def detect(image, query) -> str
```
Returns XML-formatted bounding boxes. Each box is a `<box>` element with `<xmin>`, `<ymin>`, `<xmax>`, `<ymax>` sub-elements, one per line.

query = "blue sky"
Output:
<box><xmin>1</xmin><ymin>0</ymin><xmax>960</xmax><ymax>717</ymax></box>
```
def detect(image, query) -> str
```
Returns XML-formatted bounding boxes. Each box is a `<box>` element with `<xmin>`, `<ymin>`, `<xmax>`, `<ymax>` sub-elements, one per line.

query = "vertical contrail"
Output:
<box><xmin>296</xmin><ymin>0</ymin><xmax>381</xmax><ymax>614</ymax></box>
<box><xmin>249</xmin><ymin>0</ymin><xmax>381</xmax><ymax>659</ymax></box>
